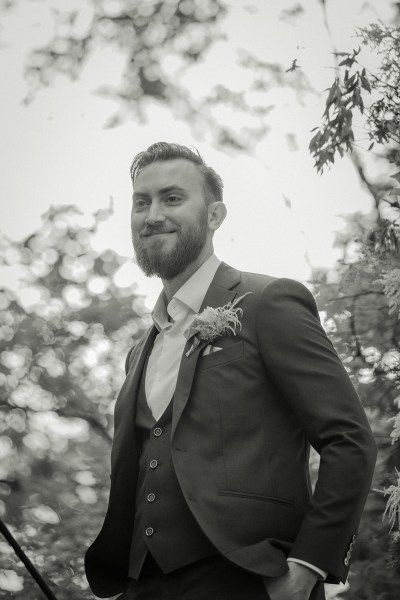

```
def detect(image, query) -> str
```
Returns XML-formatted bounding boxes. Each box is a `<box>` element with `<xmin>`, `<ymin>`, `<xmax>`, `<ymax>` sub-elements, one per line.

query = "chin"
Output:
<box><xmin>148</xmin><ymin>240</ymin><xmax>176</xmax><ymax>258</ymax></box>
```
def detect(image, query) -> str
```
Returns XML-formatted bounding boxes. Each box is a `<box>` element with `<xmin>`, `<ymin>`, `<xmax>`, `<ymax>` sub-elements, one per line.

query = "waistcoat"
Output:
<box><xmin>128</xmin><ymin>355</ymin><xmax>216</xmax><ymax>579</ymax></box>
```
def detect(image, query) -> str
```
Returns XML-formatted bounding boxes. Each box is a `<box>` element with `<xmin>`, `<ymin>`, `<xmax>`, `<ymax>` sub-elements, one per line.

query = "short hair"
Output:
<box><xmin>130</xmin><ymin>142</ymin><xmax>224</xmax><ymax>204</ymax></box>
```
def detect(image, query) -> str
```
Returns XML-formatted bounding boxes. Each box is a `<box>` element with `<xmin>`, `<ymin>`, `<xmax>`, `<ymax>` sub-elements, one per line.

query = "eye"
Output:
<box><xmin>133</xmin><ymin>198</ymin><xmax>148</xmax><ymax>210</ymax></box>
<box><xmin>166</xmin><ymin>195</ymin><xmax>181</xmax><ymax>204</ymax></box>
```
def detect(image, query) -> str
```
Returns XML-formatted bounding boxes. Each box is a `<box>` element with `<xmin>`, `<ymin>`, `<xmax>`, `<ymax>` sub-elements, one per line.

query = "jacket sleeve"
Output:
<box><xmin>255</xmin><ymin>277</ymin><xmax>377</xmax><ymax>584</ymax></box>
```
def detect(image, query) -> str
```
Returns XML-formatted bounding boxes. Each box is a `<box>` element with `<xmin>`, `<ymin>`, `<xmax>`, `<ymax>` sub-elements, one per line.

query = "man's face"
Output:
<box><xmin>131</xmin><ymin>159</ymin><xmax>211</xmax><ymax>279</ymax></box>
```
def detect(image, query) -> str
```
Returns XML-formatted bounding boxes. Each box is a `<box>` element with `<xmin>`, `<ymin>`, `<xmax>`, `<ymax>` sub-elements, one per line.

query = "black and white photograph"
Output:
<box><xmin>0</xmin><ymin>1</ymin><xmax>399</xmax><ymax>599</ymax></box>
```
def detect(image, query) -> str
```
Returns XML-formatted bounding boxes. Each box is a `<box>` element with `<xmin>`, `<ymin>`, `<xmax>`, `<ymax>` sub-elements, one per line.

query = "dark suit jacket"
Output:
<box><xmin>85</xmin><ymin>262</ymin><xmax>377</xmax><ymax>598</ymax></box>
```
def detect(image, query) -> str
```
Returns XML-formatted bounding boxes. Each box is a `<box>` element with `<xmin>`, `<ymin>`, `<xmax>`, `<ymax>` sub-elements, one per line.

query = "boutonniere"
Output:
<box><xmin>184</xmin><ymin>292</ymin><xmax>252</xmax><ymax>358</ymax></box>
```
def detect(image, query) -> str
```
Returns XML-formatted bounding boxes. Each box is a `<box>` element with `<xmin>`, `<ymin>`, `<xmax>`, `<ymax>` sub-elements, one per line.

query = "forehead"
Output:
<box><xmin>133</xmin><ymin>159</ymin><xmax>204</xmax><ymax>193</ymax></box>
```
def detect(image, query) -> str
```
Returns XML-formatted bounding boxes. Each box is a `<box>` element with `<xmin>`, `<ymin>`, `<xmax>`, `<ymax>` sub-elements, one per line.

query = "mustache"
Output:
<box><xmin>140</xmin><ymin>225</ymin><xmax>178</xmax><ymax>237</ymax></box>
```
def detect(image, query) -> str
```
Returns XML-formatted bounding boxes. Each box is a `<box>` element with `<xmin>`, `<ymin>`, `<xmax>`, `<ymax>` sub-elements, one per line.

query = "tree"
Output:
<box><xmin>17</xmin><ymin>0</ymin><xmax>311</xmax><ymax>150</ymax></box>
<box><xmin>23</xmin><ymin>0</ymin><xmax>231</xmax><ymax>130</ymax></box>
<box><xmin>309</xmin><ymin>22</ymin><xmax>400</xmax><ymax>599</ymax></box>
<box><xmin>0</xmin><ymin>205</ymin><xmax>148</xmax><ymax>598</ymax></box>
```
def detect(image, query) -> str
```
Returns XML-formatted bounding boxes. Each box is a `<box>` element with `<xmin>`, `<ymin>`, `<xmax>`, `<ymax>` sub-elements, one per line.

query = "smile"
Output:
<box><xmin>143</xmin><ymin>231</ymin><xmax>176</xmax><ymax>238</ymax></box>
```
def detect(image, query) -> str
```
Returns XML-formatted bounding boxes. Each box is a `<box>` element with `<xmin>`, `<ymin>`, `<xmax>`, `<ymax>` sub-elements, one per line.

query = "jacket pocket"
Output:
<box><xmin>218</xmin><ymin>489</ymin><xmax>294</xmax><ymax>506</ymax></box>
<box><xmin>198</xmin><ymin>341</ymin><xmax>244</xmax><ymax>370</ymax></box>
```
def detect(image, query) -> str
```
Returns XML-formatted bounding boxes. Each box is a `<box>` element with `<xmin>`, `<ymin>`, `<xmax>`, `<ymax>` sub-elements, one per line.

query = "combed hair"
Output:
<box><xmin>130</xmin><ymin>142</ymin><xmax>224</xmax><ymax>204</ymax></box>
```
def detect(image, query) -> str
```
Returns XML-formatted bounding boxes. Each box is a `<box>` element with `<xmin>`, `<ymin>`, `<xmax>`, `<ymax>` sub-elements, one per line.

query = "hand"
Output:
<box><xmin>264</xmin><ymin>561</ymin><xmax>319</xmax><ymax>600</ymax></box>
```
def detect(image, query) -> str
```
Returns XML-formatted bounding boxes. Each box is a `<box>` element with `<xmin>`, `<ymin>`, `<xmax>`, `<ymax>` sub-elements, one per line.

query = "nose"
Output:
<box><xmin>145</xmin><ymin>201</ymin><xmax>166</xmax><ymax>226</ymax></box>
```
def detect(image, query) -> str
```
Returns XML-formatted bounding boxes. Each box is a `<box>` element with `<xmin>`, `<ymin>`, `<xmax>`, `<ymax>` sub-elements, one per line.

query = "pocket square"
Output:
<box><xmin>202</xmin><ymin>345</ymin><xmax>223</xmax><ymax>356</ymax></box>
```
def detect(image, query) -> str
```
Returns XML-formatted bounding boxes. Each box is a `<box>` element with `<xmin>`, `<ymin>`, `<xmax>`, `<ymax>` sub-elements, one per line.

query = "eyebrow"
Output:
<box><xmin>133</xmin><ymin>185</ymin><xmax>186</xmax><ymax>199</ymax></box>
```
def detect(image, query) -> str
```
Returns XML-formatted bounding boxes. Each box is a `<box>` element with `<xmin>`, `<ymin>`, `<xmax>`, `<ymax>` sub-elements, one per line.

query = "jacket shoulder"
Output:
<box><xmin>237</xmin><ymin>269</ymin><xmax>276</xmax><ymax>292</ymax></box>
<box><xmin>238</xmin><ymin>270</ymin><xmax>311</xmax><ymax>299</ymax></box>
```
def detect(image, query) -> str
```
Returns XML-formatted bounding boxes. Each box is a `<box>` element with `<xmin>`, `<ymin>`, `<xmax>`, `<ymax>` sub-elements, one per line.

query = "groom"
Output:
<box><xmin>85</xmin><ymin>142</ymin><xmax>377</xmax><ymax>600</ymax></box>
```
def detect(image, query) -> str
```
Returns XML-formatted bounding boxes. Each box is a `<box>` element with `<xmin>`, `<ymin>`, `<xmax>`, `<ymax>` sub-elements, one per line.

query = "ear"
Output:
<box><xmin>208</xmin><ymin>201</ymin><xmax>227</xmax><ymax>232</ymax></box>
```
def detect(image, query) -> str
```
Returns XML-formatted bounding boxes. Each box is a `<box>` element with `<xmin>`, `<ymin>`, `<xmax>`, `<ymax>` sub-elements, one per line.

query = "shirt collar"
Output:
<box><xmin>151</xmin><ymin>254</ymin><xmax>221</xmax><ymax>331</ymax></box>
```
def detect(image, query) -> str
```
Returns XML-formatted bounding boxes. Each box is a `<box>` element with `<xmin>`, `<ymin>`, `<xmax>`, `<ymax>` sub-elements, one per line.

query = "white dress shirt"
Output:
<box><xmin>144</xmin><ymin>252</ymin><xmax>327</xmax><ymax>581</ymax></box>
<box><xmin>145</xmin><ymin>253</ymin><xmax>221</xmax><ymax>421</ymax></box>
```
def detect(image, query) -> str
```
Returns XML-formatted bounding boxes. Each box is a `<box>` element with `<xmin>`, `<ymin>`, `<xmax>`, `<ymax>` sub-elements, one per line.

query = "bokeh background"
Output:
<box><xmin>1</xmin><ymin>0</ymin><xmax>400</xmax><ymax>598</ymax></box>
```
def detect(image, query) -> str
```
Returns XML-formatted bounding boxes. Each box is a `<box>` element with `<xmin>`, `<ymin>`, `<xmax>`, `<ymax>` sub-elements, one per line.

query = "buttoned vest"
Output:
<box><xmin>128</xmin><ymin>355</ymin><xmax>216</xmax><ymax>579</ymax></box>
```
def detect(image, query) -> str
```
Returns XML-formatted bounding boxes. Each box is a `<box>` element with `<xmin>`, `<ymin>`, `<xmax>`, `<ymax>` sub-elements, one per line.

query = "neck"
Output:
<box><xmin>162</xmin><ymin>247</ymin><xmax>213</xmax><ymax>302</ymax></box>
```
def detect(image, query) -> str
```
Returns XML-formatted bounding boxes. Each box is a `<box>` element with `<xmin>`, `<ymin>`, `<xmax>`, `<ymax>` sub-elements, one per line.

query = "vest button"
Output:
<box><xmin>153</xmin><ymin>427</ymin><xmax>162</xmax><ymax>437</ymax></box>
<box><xmin>147</xmin><ymin>493</ymin><xmax>156</xmax><ymax>502</ymax></box>
<box><xmin>145</xmin><ymin>527</ymin><xmax>154</xmax><ymax>537</ymax></box>
<box><xmin>149</xmin><ymin>460</ymin><xmax>158</xmax><ymax>469</ymax></box>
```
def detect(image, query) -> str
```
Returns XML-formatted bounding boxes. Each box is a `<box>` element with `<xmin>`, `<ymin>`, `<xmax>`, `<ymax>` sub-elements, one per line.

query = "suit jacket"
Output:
<box><xmin>85</xmin><ymin>262</ymin><xmax>377</xmax><ymax>598</ymax></box>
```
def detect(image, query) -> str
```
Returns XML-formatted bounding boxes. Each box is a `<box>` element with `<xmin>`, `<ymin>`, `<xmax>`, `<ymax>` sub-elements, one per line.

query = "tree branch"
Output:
<box><xmin>326</xmin><ymin>290</ymin><xmax>385</xmax><ymax>302</ymax></box>
<box><xmin>349</xmin><ymin>147</ymin><xmax>383</xmax><ymax>218</ymax></box>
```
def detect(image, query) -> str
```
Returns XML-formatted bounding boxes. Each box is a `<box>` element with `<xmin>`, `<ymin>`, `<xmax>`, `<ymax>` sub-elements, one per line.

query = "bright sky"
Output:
<box><xmin>0</xmin><ymin>0</ymin><xmax>396</xmax><ymax>308</ymax></box>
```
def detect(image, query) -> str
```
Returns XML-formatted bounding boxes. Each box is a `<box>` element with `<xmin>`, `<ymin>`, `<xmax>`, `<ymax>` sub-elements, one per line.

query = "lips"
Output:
<box><xmin>143</xmin><ymin>230</ymin><xmax>176</xmax><ymax>237</ymax></box>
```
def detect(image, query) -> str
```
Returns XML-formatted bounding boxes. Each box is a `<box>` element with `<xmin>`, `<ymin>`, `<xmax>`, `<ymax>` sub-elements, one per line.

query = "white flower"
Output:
<box><xmin>184</xmin><ymin>292</ymin><xmax>251</xmax><ymax>357</ymax></box>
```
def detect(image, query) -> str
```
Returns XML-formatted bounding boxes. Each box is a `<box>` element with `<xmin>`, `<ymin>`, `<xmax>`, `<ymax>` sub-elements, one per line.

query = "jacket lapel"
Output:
<box><xmin>112</xmin><ymin>325</ymin><xmax>158</xmax><ymax>461</ymax></box>
<box><xmin>171</xmin><ymin>262</ymin><xmax>241</xmax><ymax>439</ymax></box>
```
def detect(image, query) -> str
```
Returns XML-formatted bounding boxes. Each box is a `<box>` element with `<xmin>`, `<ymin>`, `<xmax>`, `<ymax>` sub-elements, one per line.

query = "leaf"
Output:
<box><xmin>368</xmin><ymin>142</ymin><xmax>375</xmax><ymax>150</ymax></box>
<box><xmin>346</xmin><ymin>79</ymin><xmax>359</xmax><ymax>94</ymax></box>
<box><xmin>309</xmin><ymin>130</ymin><xmax>322</xmax><ymax>150</ymax></box>
<box><xmin>353</xmin><ymin>87</ymin><xmax>361</xmax><ymax>106</ymax></box>
<box><xmin>361</xmin><ymin>74</ymin><xmax>371</xmax><ymax>93</ymax></box>
<box><xmin>320</xmin><ymin>130</ymin><xmax>330</xmax><ymax>144</ymax></box>
<box><xmin>325</xmin><ymin>83</ymin><xmax>338</xmax><ymax>108</ymax></box>
<box><xmin>390</xmin><ymin>172</ymin><xmax>400</xmax><ymax>183</ymax></box>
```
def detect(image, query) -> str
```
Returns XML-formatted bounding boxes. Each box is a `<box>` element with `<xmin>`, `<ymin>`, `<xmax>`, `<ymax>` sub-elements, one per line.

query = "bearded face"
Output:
<box><xmin>132</xmin><ymin>203</ymin><xmax>209</xmax><ymax>279</ymax></box>
<box><xmin>131</xmin><ymin>159</ymin><xmax>213</xmax><ymax>280</ymax></box>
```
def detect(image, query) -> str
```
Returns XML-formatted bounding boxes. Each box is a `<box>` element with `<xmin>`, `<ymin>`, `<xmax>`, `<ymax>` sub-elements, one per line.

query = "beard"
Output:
<box><xmin>132</xmin><ymin>207</ymin><xmax>209</xmax><ymax>280</ymax></box>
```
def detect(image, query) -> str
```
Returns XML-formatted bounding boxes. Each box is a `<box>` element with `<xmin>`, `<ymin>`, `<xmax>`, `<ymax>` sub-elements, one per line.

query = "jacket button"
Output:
<box><xmin>154</xmin><ymin>427</ymin><xmax>162</xmax><ymax>437</ymax></box>
<box><xmin>149</xmin><ymin>460</ymin><xmax>158</xmax><ymax>469</ymax></box>
<box><xmin>147</xmin><ymin>493</ymin><xmax>156</xmax><ymax>503</ymax></box>
<box><xmin>344</xmin><ymin>557</ymin><xmax>350</xmax><ymax>566</ymax></box>
<box><xmin>145</xmin><ymin>527</ymin><xmax>154</xmax><ymax>537</ymax></box>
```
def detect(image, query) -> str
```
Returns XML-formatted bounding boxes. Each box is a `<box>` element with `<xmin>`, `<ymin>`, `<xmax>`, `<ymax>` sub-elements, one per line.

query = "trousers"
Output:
<box><xmin>118</xmin><ymin>553</ymin><xmax>269</xmax><ymax>600</ymax></box>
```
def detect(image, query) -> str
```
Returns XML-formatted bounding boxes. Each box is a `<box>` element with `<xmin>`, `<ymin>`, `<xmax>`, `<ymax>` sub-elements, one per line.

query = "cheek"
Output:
<box><xmin>131</xmin><ymin>213</ymin><xmax>144</xmax><ymax>232</ymax></box>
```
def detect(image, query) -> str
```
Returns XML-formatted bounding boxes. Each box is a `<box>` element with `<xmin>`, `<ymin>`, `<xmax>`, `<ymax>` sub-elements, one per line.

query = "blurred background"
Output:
<box><xmin>1</xmin><ymin>0</ymin><xmax>400</xmax><ymax>598</ymax></box>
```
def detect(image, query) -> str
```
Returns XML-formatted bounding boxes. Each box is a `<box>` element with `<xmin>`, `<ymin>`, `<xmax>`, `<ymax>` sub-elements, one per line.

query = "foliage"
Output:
<box><xmin>23</xmin><ymin>0</ymin><xmax>227</xmax><ymax>130</ymax></box>
<box><xmin>310</xmin><ymin>20</ymin><xmax>400</xmax><ymax>599</ymax></box>
<box><xmin>17</xmin><ymin>0</ymin><xmax>311</xmax><ymax>151</ymax></box>
<box><xmin>314</xmin><ymin>220</ymin><xmax>400</xmax><ymax>598</ymax></box>
<box><xmin>377</xmin><ymin>268</ymin><xmax>400</xmax><ymax>314</ymax></box>
<box><xmin>309</xmin><ymin>22</ymin><xmax>400</xmax><ymax>173</ymax></box>
<box><xmin>0</xmin><ymin>205</ymin><xmax>149</xmax><ymax>599</ymax></box>
<box><xmin>383</xmin><ymin>469</ymin><xmax>400</xmax><ymax>532</ymax></box>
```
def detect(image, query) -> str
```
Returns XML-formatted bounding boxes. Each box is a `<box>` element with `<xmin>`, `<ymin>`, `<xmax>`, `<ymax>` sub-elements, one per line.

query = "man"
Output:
<box><xmin>85</xmin><ymin>142</ymin><xmax>377</xmax><ymax>600</ymax></box>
